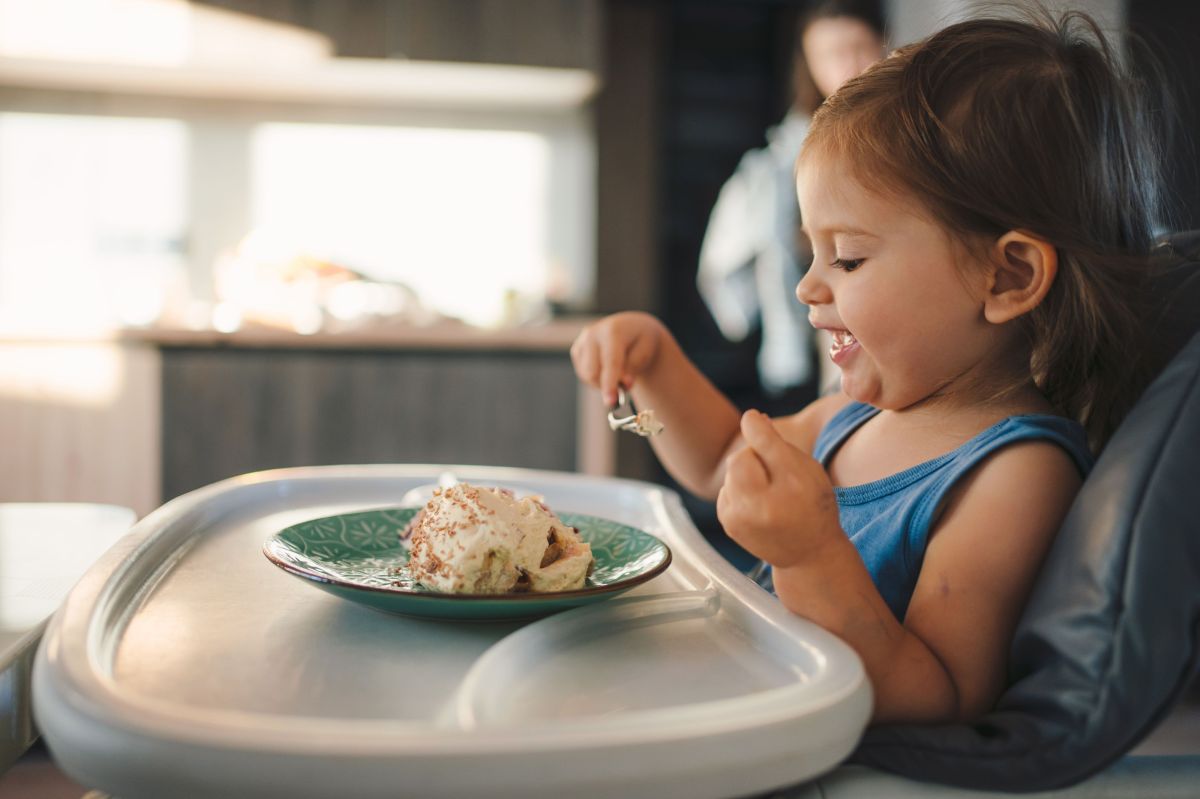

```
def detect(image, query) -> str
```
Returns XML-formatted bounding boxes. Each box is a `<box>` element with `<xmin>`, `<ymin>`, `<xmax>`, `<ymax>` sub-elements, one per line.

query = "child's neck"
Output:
<box><xmin>891</xmin><ymin>342</ymin><xmax>1054</xmax><ymax>427</ymax></box>
<box><xmin>886</xmin><ymin>378</ymin><xmax>1054</xmax><ymax>434</ymax></box>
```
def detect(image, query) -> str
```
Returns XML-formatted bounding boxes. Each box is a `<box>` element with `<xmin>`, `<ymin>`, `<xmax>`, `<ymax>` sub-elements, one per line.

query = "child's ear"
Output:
<box><xmin>982</xmin><ymin>231</ymin><xmax>1057</xmax><ymax>324</ymax></box>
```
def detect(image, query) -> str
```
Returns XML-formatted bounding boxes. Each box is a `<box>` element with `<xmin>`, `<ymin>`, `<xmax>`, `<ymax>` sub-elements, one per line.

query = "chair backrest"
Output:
<box><xmin>848</xmin><ymin>231</ymin><xmax>1200</xmax><ymax>791</ymax></box>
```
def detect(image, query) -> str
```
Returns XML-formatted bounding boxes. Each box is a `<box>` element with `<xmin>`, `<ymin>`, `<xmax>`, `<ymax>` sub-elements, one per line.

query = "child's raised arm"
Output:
<box><xmin>571</xmin><ymin>311</ymin><xmax>742</xmax><ymax>499</ymax></box>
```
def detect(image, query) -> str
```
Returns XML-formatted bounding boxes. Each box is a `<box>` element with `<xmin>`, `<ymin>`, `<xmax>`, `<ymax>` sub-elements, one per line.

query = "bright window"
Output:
<box><xmin>250</xmin><ymin>123</ymin><xmax>552</xmax><ymax>326</ymax></box>
<box><xmin>0</xmin><ymin>112</ymin><xmax>187</xmax><ymax>333</ymax></box>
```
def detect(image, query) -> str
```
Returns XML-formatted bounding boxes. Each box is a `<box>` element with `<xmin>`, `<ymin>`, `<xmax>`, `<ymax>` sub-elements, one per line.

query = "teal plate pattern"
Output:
<box><xmin>263</xmin><ymin>507</ymin><xmax>672</xmax><ymax>620</ymax></box>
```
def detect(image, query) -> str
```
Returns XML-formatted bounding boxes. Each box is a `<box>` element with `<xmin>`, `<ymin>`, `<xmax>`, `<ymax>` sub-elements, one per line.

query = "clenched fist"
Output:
<box><xmin>717</xmin><ymin>409</ymin><xmax>843</xmax><ymax>568</ymax></box>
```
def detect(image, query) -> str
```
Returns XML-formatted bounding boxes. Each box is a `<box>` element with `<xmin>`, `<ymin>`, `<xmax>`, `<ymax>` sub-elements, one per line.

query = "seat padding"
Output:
<box><xmin>777</xmin><ymin>758</ymin><xmax>1200</xmax><ymax>799</ymax></box>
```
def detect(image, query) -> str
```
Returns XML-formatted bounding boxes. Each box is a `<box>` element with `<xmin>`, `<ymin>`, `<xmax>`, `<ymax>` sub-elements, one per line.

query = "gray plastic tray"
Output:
<box><xmin>33</xmin><ymin>465</ymin><xmax>871</xmax><ymax>798</ymax></box>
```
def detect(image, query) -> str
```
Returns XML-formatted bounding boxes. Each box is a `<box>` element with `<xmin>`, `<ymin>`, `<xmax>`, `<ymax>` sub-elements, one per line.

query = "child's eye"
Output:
<box><xmin>830</xmin><ymin>257</ymin><xmax>864</xmax><ymax>272</ymax></box>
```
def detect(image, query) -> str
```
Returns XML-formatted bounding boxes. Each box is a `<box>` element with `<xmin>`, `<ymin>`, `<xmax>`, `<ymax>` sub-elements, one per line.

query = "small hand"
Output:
<box><xmin>716</xmin><ymin>409</ymin><xmax>842</xmax><ymax>568</ymax></box>
<box><xmin>570</xmin><ymin>312</ymin><xmax>665</xmax><ymax>407</ymax></box>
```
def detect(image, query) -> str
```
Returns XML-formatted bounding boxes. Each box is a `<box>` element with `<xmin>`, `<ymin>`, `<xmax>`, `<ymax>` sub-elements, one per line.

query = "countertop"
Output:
<box><xmin>0</xmin><ymin>317</ymin><xmax>598</xmax><ymax>352</ymax></box>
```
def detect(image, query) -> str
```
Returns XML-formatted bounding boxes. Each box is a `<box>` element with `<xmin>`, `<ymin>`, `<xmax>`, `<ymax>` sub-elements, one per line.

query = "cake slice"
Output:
<box><xmin>407</xmin><ymin>483</ymin><xmax>594</xmax><ymax>594</ymax></box>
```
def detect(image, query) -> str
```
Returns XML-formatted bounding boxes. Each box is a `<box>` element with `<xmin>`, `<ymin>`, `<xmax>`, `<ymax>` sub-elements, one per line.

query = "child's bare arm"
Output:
<box><xmin>887</xmin><ymin>440</ymin><xmax>1082</xmax><ymax>721</ymax></box>
<box><xmin>722</xmin><ymin>411</ymin><xmax>1081</xmax><ymax>724</ymax></box>
<box><xmin>571</xmin><ymin>312</ymin><xmax>741</xmax><ymax>498</ymax></box>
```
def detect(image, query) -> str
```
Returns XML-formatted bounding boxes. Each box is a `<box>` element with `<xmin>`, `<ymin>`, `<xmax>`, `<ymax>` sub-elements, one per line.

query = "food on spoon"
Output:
<box><xmin>633</xmin><ymin>409</ymin><xmax>664</xmax><ymax>436</ymax></box>
<box><xmin>406</xmin><ymin>483</ymin><xmax>594</xmax><ymax>594</ymax></box>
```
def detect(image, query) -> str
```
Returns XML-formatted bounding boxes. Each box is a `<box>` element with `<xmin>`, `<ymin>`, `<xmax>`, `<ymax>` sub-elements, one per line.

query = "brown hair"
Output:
<box><xmin>792</xmin><ymin>0</ymin><xmax>887</xmax><ymax>115</ymax></box>
<box><xmin>802</xmin><ymin>7</ymin><xmax>1169</xmax><ymax>452</ymax></box>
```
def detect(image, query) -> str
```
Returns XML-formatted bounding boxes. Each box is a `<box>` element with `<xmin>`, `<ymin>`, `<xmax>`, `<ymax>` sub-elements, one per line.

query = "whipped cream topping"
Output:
<box><xmin>407</xmin><ymin>483</ymin><xmax>594</xmax><ymax>594</ymax></box>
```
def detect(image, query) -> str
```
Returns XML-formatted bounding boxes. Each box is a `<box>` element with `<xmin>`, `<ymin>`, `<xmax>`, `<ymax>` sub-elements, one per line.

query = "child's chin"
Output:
<box><xmin>838</xmin><ymin>377</ymin><xmax>874</xmax><ymax>404</ymax></box>
<box><xmin>840</xmin><ymin>380</ymin><xmax>893</xmax><ymax>410</ymax></box>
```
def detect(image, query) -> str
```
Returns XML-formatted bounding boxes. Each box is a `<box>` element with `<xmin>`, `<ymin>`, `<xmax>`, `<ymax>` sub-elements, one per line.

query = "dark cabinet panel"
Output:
<box><xmin>162</xmin><ymin>347</ymin><xmax>578</xmax><ymax>500</ymax></box>
<box><xmin>192</xmin><ymin>0</ymin><xmax>601</xmax><ymax>69</ymax></box>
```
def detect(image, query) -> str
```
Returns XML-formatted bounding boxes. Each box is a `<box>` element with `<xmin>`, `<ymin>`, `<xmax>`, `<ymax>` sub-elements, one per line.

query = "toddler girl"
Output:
<box><xmin>571</xmin><ymin>9</ymin><xmax>1164</xmax><ymax>725</ymax></box>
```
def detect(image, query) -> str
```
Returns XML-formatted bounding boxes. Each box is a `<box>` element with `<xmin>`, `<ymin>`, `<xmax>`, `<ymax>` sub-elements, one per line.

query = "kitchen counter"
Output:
<box><xmin>0</xmin><ymin>316</ymin><xmax>615</xmax><ymax>518</ymax></box>
<box><xmin>114</xmin><ymin>316</ymin><xmax>595</xmax><ymax>351</ymax></box>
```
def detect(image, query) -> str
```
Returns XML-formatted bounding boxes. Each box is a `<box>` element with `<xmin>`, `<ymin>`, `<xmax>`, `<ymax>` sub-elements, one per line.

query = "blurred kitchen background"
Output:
<box><xmin>1</xmin><ymin>0</ymin><xmax>1196</xmax><ymax>569</ymax></box>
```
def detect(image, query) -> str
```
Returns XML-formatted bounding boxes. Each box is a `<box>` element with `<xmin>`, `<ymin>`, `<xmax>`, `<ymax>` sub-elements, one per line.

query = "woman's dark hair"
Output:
<box><xmin>802</xmin><ymin>7</ymin><xmax>1170</xmax><ymax>452</ymax></box>
<box><xmin>792</xmin><ymin>0</ymin><xmax>887</xmax><ymax>115</ymax></box>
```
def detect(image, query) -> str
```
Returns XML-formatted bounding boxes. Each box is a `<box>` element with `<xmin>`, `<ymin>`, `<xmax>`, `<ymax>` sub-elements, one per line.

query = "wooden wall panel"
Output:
<box><xmin>161</xmin><ymin>347</ymin><xmax>580</xmax><ymax>500</ymax></box>
<box><xmin>0</xmin><ymin>343</ymin><xmax>160</xmax><ymax>518</ymax></box>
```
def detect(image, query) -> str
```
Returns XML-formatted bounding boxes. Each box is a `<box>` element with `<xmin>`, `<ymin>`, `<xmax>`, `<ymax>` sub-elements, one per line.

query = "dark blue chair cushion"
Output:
<box><xmin>848</xmin><ymin>231</ymin><xmax>1200</xmax><ymax>791</ymax></box>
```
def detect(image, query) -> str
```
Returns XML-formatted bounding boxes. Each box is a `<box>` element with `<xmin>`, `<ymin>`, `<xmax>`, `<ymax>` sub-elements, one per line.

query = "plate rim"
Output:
<box><xmin>262</xmin><ymin>508</ymin><xmax>673</xmax><ymax>602</ymax></box>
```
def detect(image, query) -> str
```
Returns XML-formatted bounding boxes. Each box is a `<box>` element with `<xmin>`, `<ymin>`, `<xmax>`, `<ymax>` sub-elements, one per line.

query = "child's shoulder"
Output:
<box><xmin>774</xmin><ymin>391</ymin><xmax>855</xmax><ymax>453</ymax></box>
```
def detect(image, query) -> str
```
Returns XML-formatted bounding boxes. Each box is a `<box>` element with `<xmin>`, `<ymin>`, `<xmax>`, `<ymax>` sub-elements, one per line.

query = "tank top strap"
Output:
<box><xmin>813</xmin><ymin>401</ymin><xmax>881</xmax><ymax>465</ymax></box>
<box><xmin>905</xmin><ymin>415</ymin><xmax>1095</xmax><ymax>563</ymax></box>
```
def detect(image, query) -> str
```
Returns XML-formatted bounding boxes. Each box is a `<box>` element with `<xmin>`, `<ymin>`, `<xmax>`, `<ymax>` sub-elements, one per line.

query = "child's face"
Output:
<box><xmin>795</xmin><ymin>153</ymin><xmax>999</xmax><ymax>411</ymax></box>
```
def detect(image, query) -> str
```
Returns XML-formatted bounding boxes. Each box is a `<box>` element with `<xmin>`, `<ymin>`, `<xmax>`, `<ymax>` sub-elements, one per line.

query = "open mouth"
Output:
<box><xmin>828</xmin><ymin>329</ymin><xmax>860</xmax><ymax>365</ymax></box>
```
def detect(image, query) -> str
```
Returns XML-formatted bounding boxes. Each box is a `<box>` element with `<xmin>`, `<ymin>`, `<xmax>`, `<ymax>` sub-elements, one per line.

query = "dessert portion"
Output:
<box><xmin>406</xmin><ymin>483</ymin><xmax>594</xmax><ymax>594</ymax></box>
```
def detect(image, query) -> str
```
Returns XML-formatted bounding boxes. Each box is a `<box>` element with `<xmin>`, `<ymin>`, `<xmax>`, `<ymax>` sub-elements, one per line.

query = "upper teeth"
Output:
<box><xmin>832</xmin><ymin>330</ymin><xmax>856</xmax><ymax>347</ymax></box>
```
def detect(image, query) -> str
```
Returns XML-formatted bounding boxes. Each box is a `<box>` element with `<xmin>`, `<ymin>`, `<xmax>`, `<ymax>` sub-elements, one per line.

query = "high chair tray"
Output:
<box><xmin>33</xmin><ymin>465</ymin><xmax>871</xmax><ymax>799</ymax></box>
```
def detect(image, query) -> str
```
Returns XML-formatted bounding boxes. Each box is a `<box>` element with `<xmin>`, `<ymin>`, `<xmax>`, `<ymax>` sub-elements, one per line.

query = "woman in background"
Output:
<box><xmin>698</xmin><ymin>0</ymin><xmax>886</xmax><ymax>405</ymax></box>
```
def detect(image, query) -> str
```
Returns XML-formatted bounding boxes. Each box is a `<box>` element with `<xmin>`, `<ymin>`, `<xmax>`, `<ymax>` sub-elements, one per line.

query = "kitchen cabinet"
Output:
<box><xmin>162</xmin><ymin>345</ymin><xmax>586</xmax><ymax>500</ymax></box>
<box><xmin>152</xmin><ymin>320</ymin><xmax>615</xmax><ymax>503</ymax></box>
<box><xmin>1</xmin><ymin>319</ymin><xmax>612</xmax><ymax>516</ymax></box>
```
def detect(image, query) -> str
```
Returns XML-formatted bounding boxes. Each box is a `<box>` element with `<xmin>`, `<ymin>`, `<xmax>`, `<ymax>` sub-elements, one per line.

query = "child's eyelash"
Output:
<box><xmin>830</xmin><ymin>257</ymin><xmax>864</xmax><ymax>272</ymax></box>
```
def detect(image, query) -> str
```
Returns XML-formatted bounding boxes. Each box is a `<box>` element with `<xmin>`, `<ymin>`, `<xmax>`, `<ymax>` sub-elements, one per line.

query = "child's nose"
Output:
<box><xmin>796</xmin><ymin>264</ymin><xmax>829</xmax><ymax>306</ymax></box>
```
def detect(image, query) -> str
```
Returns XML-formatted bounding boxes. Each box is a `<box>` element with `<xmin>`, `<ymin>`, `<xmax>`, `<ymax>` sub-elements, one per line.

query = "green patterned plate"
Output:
<box><xmin>263</xmin><ymin>507</ymin><xmax>672</xmax><ymax>620</ymax></box>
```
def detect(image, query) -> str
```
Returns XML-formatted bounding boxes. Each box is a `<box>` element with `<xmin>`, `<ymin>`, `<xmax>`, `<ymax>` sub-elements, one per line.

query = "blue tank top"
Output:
<box><xmin>757</xmin><ymin>402</ymin><xmax>1094</xmax><ymax>621</ymax></box>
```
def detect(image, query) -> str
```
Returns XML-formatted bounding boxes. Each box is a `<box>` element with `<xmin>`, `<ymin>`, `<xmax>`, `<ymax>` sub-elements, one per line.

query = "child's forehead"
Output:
<box><xmin>796</xmin><ymin>151</ymin><xmax>934</xmax><ymax>234</ymax></box>
<box><xmin>796</xmin><ymin>151</ymin><xmax>876</xmax><ymax>205</ymax></box>
<box><xmin>796</xmin><ymin>148</ymin><xmax>848</xmax><ymax>184</ymax></box>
